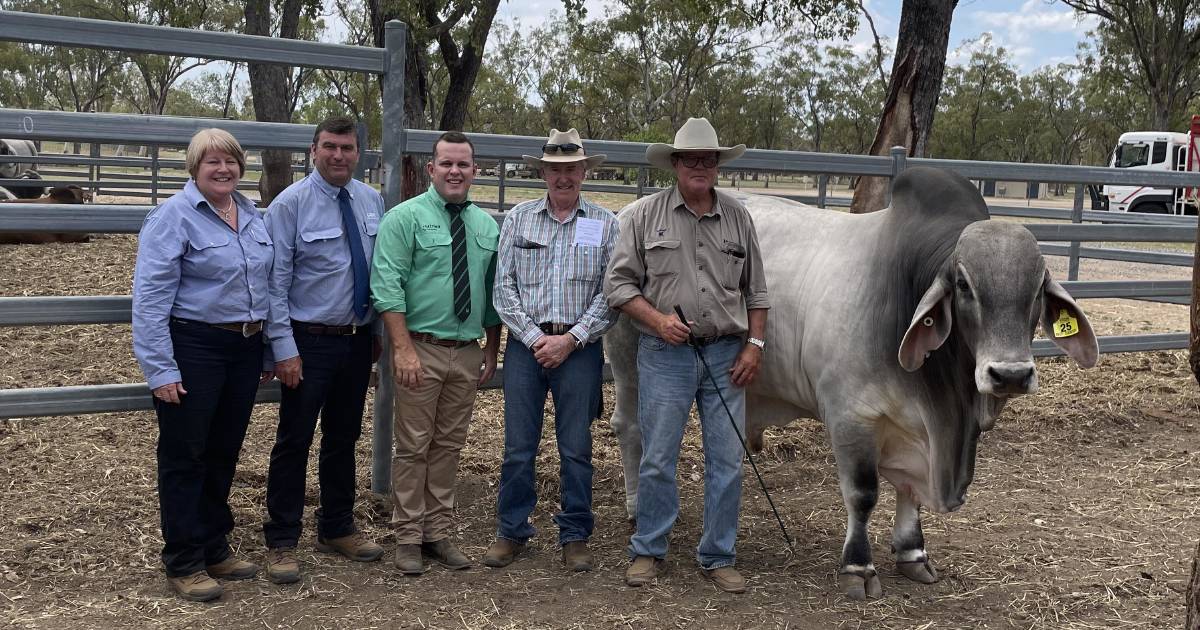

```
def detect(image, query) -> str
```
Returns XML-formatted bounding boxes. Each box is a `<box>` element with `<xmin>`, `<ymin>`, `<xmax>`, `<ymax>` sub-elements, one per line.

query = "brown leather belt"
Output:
<box><xmin>410</xmin><ymin>331</ymin><xmax>476</xmax><ymax>348</ymax></box>
<box><xmin>538</xmin><ymin>322</ymin><xmax>574</xmax><ymax>335</ymax></box>
<box><xmin>292</xmin><ymin>320</ymin><xmax>368</xmax><ymax>336</ymax></box>
<box><xmin>171</xmin><ymin>317</ymin><xmax>263</xmax><ymax>337</ymax></box>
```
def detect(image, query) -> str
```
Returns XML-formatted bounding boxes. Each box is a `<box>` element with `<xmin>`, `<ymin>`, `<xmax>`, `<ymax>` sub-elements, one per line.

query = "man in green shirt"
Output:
<box><xmin>371</xmin><ymin>130</ymin><xmax>502</xmax><ymax>576</ymax></box>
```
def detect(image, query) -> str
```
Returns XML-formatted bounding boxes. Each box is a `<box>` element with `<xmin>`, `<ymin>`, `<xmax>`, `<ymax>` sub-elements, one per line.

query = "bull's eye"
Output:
<box><xmin>956</xmin><ymin>277</ymin><xmax>973</xmax><ymax>298</ymax></box>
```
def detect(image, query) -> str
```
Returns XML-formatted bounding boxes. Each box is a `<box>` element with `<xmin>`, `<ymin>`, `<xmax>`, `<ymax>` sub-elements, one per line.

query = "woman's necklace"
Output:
<box><xmin>215</xmin><ymin>197</ymin><xmax>235</xmax><ymax>223</ymax></box>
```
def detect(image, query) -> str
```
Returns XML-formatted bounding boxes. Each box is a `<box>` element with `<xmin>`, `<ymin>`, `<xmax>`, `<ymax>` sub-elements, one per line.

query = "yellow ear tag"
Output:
<box><xmin>1052</xmin><ymin>309</ymin><xmax>1079</xmax><ymax>338</ymax></box>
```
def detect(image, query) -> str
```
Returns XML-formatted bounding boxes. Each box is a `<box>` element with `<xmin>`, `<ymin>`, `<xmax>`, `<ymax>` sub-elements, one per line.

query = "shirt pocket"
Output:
<box><xmin>644</xmin><ymin>239</ymin><xmax>680</xmax><ymax>278</ymax></box>
<box><xmin>247</xmin><ymin>223</ymin><xmax>274</xmax><ymax>279</ymax></box>
<box><xmin>513</xmin><ymin>236</ymin><xmax>549</xmax><ymax>287</ymax></box>
<box><xmin>721</xmin><ymin>240</ymin><xmax>746</xmax><ymax>290</ymax></box>
<box><xmin>185</xmin><ymin>234</ymin><xmax>234</xmax><ymax>281</ymax></box>
<box><xmin>415</xmin><ymin>231</ymin><xmax>452</xmax><ymax>276</ymax></box>
<box><xmin>569</xmin><ymin>244</ymin><xmax>604</xmax><ymax>282</ymax></box>
<box><xmin>363</xmin><ymin>216</ymin><xmax>380</xmax><ymax>237</ymax></box>
<box><xmin>300</xmin><ymin>226</ymin><xmax>345</xmax><ymax>274</ymax></box>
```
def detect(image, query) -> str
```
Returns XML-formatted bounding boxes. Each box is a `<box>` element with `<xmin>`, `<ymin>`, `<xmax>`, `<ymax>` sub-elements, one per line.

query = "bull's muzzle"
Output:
<box><xmin>976</xmin><ymin>361</ymin><xmax>1037</xmax><ymax>396</ymax></box>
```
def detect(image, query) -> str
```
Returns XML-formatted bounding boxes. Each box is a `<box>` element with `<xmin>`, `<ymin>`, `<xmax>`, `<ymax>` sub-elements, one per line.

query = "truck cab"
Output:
<box><xmin>1103</xmin><ymin>124</ymin><xmax>1199</xmax><ymax>215</ymax></box>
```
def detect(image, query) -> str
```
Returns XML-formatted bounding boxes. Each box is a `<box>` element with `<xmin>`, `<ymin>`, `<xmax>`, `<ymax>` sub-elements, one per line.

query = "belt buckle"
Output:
<box><xmin>348</xmin><ymin>324</ymin><xmax>357</xmax><ymax>336</ymax></box>
<box><xmin>241</xmin><ymin>322</ymin><xmax>257</xmax><ymax>338</ymax></box>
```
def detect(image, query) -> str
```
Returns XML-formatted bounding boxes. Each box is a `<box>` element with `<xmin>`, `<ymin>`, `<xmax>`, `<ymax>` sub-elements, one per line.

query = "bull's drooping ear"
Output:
<box><xmin>1040</xmin><ymin>270</ymin><xmax>1099</xmax><ymax>368</ymax></box>
<box><xmin>898</xmin><ymin>276</ymin><xmax>953</xmax><ymax>371</ymax></box>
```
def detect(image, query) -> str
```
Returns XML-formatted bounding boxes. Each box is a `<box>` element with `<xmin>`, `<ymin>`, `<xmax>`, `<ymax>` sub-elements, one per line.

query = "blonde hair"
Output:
<box><xmin>185</xmin><ymin>128</ymin><xmax>246</xmax><ymax>178</ymax></box>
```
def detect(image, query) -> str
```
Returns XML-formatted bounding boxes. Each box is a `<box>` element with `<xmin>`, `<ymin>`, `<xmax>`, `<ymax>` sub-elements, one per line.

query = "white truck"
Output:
<box><xmin>1101</xmin><ymin>115</ymin><xmax>1200</xmax><ymax>215</ymax></box>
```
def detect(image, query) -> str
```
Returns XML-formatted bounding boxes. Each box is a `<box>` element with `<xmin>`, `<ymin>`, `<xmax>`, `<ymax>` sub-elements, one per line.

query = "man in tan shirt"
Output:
<box><xmin>604</xmin><ymin>117</ymin><xmax>769</xmax><ymax>594</ymax></box>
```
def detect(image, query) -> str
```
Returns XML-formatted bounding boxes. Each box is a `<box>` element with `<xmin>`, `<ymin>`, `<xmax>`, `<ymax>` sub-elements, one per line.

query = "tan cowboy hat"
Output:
<box><xmin>522</xmin><ymin>128</ymin><xmax>607</xmax><ymax>169</ymax></box>
<box><xmin>645</xmin><ymin>117</ymin><xmax>746</xmax><ymax>170</ymax></box>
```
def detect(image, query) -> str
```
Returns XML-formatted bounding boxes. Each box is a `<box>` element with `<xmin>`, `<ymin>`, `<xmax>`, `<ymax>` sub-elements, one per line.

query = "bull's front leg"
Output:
<box><xmin>609</xmin><ymin>385</ymin><xmax>642</xmax><ymax>523</ymax></box>
<box><xmin>830</xmin><ymin>421</ymin><xmax>882</xmax><ymax>600</ymax></box>
<box><xmin>891</xmin><ymin>491</ymin><xmax>939</xmax><ymax>584</ymax></box>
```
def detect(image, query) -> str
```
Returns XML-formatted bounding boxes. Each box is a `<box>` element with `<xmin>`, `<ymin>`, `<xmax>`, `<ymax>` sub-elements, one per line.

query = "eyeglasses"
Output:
<box><xmin>542</xmin><ymin>143</ymin><xmax>582</xmax><ymax>155</ymax></box>
<box><xmin>673</xmin><ymin>154</ymin><xmax>719</xmax><ymax>169</ymax></box>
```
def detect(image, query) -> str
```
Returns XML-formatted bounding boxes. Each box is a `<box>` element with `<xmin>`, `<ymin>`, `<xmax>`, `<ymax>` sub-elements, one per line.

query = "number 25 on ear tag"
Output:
<box><xmin>1052</xmin><ymin>309</ymin><xmax>1079</xmax><ymax>338</ymax></box>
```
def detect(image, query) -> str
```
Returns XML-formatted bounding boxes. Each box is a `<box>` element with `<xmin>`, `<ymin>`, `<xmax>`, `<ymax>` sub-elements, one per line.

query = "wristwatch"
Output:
<box><xmin>568</xmin><ymin>331</ymin><xmax>585</xmax><ymax>349</ymax></box>
<box><xmin>747</xmin><ymin>337</ymin><xmax>766</xmax><ymax>351</ymax></box>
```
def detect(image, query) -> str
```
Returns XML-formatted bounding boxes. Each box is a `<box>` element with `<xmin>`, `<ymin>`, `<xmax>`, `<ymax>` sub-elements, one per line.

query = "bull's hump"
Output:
<box><xmin>889</xmin><ymin>167</ymin><xmax>990</xmax><ymax>222</ymax></box>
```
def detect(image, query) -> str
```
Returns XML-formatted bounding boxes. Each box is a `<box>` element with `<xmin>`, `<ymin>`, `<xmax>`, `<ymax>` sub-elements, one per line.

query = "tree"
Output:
<box><xmin>929</xmin><ymin>36</ymin><xmax>1019</xmax><ymax>161</ymax></box>
<box><xmin>1061</xmin><ymin>0</ymin><xmax>1200</xmax><ymax>130</ymax></box>
<box><xmin>368</xmin><ymin>0</ymin><xmax>502</xmax><ymax>199</ymax></box>
<box><xmin>244</xmin><ymin>0</ymin><xmax>319</xmax><ymax>204</ymax></box>
<box><xmin>850</xmin><ymin>0</ymin><xmax>957</xmax><ymax>213</ymax></box>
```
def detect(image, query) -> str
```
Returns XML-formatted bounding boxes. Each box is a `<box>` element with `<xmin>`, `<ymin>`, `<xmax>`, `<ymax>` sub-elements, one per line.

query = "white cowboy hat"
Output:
<box><xmin>522</xmin><ymin>128</ymin><xmax>607</xmax><ymax>169</ymax></box>
<box><xmin>645</xmin><ymin>117</ymin><xmax>746</xmax><ymax>170</ymax></box>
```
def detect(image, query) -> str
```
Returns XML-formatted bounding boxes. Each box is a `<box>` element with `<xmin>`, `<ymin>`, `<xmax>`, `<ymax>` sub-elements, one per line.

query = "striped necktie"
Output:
<box><xmin>446</xmin><ymin>202</ymin><xmax>471</xmax><ymax>321</ymax></box>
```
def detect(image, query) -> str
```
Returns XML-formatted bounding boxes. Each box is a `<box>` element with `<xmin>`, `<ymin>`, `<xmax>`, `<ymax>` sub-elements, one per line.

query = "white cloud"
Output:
<box><xmin>959</xmin><ymin>0</ymin><xmax>1099</xmax><ymax>72</ymax></box>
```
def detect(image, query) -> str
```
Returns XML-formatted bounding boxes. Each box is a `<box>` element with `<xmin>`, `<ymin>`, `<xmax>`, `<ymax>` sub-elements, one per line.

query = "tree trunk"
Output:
<box><xmin>850</xmin><ymin>0</ymin><xmax>957</xmax><ymax>213</ymax></box>
<box><xmin>244</xmin><ymin>0</ymin><xmax>302</xmax><ymax>206</ymax></box>
<box><xmin>1188</xmin><ymin>538</ymin><xmax>1200</xmax><ymax>630</ymax></box>
<box><xmin>436</xmin><ymin>0</ymin><xmax>500</xmax><ymax>130</ymax></box>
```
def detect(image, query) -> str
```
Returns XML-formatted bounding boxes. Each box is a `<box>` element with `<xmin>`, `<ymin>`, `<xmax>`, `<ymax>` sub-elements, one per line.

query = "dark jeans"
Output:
<box><xmin>155</xmin><ymin>319</ymin><xmax>263</xmax><ymax>577</ymax></box>
<box><xmin>263</xmin><ymin>328</ymin><xmax>372</xmax><ymax>548</ymax></box>
<box><xmin>495</xmin><ymin>338</ymin><xmax>602</xmax><ymax>546</ymax></box>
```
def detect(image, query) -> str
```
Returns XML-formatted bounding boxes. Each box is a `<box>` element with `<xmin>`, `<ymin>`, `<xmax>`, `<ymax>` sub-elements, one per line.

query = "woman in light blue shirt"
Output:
<box><xmin>132</xmin><ymin>128</ymin><xmax>273</xmax><ymax>602</ymax></box>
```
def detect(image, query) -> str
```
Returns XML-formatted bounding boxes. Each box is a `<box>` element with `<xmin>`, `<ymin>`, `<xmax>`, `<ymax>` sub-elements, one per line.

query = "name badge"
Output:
<box><xmin>574</xmin><ymin>217</ymin><xmax>603</xmax><ymax>247</ymax></box>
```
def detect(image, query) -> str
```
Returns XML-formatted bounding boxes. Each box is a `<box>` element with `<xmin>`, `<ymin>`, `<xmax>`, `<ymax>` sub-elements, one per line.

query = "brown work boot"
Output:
<box><xmin>316</xmin><ymin>532</ymin><xmax>385</xmax><ymax>562</ymax></box>
<box><xmin>205</xmin><ymin>556</ymin><xmax>259</xmax><ymax>580</ymax></box>
<box><xmin>561</xmin><ymin>541</ymin><xmax>593</xmax><ymax>572</ymax></box>
<box><xmin>167</xmin><ymin>571</ymin><xmax>223</xmax><ymax>602</ymax></box>
<box><xmin>702</xmin><ymin>565</ymin><xmax>747</xmax><ymax>594</ymax></box>
<box><xmin>265</xmin><ymin>547</ymin><xmax>300</xmax><ymax>585</ymax></box>
<box><xmin>481</xmin><ymin>539</ymin><xmax>526</xmax><ymax>568</ymax></box>
<box><xmin>422</xmin><ymin>538</ymin><xmax>472</xmax><ymax>570</ymax></box>
<box><xmin>624</xmin><ymin>555</ymin><xmax>663</xmax><ymax>587</ymax></box>
<box><xmin>394</xmin><ymin>544</ymin><xmax>426</xmax><ymax>576</ymax></box>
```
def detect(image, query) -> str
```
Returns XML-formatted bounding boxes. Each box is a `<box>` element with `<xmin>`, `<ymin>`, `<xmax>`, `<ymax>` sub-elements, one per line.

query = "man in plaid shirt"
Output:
<box><xmin>484</xmin><ymin>128</ymin><xmax>618</xmax><ymax>572</ymax></box>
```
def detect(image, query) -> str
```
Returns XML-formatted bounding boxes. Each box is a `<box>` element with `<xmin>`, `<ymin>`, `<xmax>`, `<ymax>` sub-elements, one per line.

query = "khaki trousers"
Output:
<box><xmin>391</xmin><ymin>339</ymin><xmax>482</xmax><ymax>544</ymax></box>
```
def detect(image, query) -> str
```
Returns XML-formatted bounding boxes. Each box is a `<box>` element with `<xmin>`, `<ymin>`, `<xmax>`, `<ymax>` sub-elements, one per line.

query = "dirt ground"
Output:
<box><xmin>1</xmin><ymin>226</ymin><xmax>1198</xmax><ymax>629</ymax></box>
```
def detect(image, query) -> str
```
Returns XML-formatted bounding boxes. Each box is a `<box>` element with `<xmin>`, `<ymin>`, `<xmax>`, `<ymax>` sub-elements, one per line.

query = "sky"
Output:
<box><xmin>495</xmin><ymin>0</ymin><xmax>1100</xmax><ymax>75</ymax></box>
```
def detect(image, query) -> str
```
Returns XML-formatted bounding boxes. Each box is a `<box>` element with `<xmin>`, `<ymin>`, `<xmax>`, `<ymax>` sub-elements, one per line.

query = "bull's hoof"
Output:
<box><xmin>838</xmin><ymin>567</ymin><xmax>882</xmax><ymax>600</ymax></box>
<box><xmin>896</xmin><ymin>557</ymin><xmax>939</xmax><ymax>584</ymax></box>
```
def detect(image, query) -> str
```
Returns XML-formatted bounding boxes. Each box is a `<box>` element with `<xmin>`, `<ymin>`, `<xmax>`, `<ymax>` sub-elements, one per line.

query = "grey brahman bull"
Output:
<box><xmin>605</xmin><ymin>166</ymin><xmax>1098</xmax><ymax>599</ymax></box>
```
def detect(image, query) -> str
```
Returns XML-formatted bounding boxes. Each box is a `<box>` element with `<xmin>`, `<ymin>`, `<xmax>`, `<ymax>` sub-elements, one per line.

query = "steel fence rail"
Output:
<box><xmin>1039</xmin><ymin>243</ymin><xmax>1194</xmax><ymax>267</ymax></box>
<box><xmin>0</xmin><ymin>10</ymin><xmax>385</xmax><ymax>72</ymax></box>
<box><xmin>0</xmin><ymin>333</ymin><xmax>1183</xmax><ymax>420</ymax></box>
<box><xmin>0</xmin><ymin>279</ymin><xmax>1187</xmax><ymax>327</ymax></box>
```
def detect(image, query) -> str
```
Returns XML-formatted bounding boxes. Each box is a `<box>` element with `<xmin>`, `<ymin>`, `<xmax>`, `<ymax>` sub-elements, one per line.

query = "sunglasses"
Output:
<box><xmin>674</xmin><ymin>154</ymin><xmax>719</xmax><ymax>169</ymax></box>
<box><xmin>543</xmin><ymin>143</ymin><xmax>582</xmax><ymax>155</ymax></box>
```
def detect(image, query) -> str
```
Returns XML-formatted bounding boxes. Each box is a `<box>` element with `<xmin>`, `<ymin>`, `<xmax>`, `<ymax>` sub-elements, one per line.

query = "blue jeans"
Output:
<box><xmin>629</xmin><ymin>334</ymin><xmax>745</xmax><ymax>570</ymax></box>
<box><xmin>495</xmin><ymin>338</ymin><xmax>602</xmax><ymax>546</ymax></box>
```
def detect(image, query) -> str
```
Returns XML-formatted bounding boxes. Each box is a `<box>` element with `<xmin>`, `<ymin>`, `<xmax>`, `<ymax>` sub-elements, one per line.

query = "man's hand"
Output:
<box><xmin>479</xmin><ymin>346</ymin><xmax>498</xmax><ymax>385</ymax></box>
<box><xmin>275</xmin><ymin>356</ymin><xmax>303</xmax><ymax>389</ymax></box>
<box><xmin>532</xmin><ymin>334</ymin><xmax>575</xmax><ymax>369</ymax></box>
<box><xmin>259</xmin><ymin>371</ymin><xmax>275</xmax><ymax>385</ymax></box>
<box><xmin>655</xmin><ymin>312</ymin><xmax>692</xmax><ymax>346</ymax></box>
<box><xmin>393</xmin><ymin>344</ymin><xmax>425</xmax><ymax>389</ymax></box>
<box><xmin>152</xmin><ymin>382</ymin><xmax>187</xmax><ymax>404</ymax></box>
<box><xmin>729</xmin><ymin>343</ymin><xmax>762</xmax><ymax>387</ymax></box>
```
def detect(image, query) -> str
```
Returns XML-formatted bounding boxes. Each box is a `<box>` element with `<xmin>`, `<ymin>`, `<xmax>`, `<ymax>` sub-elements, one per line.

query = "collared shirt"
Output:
<box><xmin>371</xmin><ymin>185</ymin><xmax>501</xmax><ymax>340</ymax></box>
<box><xmin>132</xmin><ymin>180</ymin><xmax>273</xmax><ymax>389</ymax></box>
<box><xmin>605</xmin><ymin>186</ymin><xmax>770</xmax><ymax>338</ymax></box>
<box><xmin>264</xmin><ymin>170</ymin><xmax>385</xmax><ymax>361</ymax></box>
<box><xmin>493</xmin><ymin>194</ymin><xmax>619</xmax><ymax>348</ymax></box>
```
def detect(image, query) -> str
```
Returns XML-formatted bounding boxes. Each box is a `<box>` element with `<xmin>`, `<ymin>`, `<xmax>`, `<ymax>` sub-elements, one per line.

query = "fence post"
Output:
<box><xmin>817</xmin><ymin>174</ymin><xmax>828</xmax><ymax>209</ymax></box>
<box><xmin>372</xmin><ymin>19</ymin><xmax>407</xmax><ymax>495</ymax></box>
<box><xmin>636</xmin><ymin>167</ymin><xmax>646</xmax><ymax>198</ymax></box>
<box><xmin>150</xmin><ymin>145</ymin><xmax>159</xmax><ymax>205</ymax></box>
<box><xmin>353</xmin><ymin>122</ymin><xmax>368</xmax><ymax>181</ymax></box>
<box><xmin>1068</xmin><ymin>184</ymin><xmax>1085</xmax><ymax>281</ymax></box>
<box><xmin>887</xmin><ymin>145</ymin><xmax>907</xmax><ymax>207</ymax></box>
<box><xmin>89</xmin><ymin>143</ymin><xmax>100</xmax><ymax>199</ymax></box>
<box><xmin>497</xmin><ymin>160</ymin><xmax>506</xmax><ymax>212</ymax></box>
